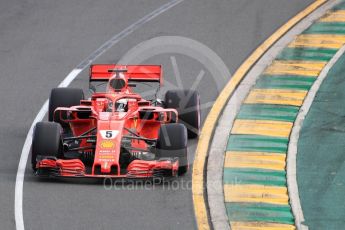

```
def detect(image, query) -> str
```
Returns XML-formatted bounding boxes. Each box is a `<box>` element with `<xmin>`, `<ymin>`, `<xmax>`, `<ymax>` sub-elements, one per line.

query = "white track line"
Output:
<box><xmin>14</xmin><ymin>1</ymin><xmax>183</xmax><ymax>229</ymax></box>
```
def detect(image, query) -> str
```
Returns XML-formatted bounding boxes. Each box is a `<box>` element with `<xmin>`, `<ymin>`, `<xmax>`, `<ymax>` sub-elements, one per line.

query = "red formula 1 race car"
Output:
<box><xmin>31</xmin><ymin>65</ymin><xmax>201</xmax><ymax>179</ymax></box>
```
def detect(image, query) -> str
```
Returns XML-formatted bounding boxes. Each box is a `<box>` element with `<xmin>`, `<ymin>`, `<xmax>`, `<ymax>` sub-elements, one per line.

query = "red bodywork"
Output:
<box><xmin>36</xmin><ymin>65</ymin><xmax>181</xmax><ymax>178</ymax></box>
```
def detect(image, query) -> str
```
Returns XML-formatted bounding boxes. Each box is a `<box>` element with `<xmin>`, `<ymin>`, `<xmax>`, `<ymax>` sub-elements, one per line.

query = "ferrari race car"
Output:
<box><xmin>31</xmin><ymin>65</ymin><xmax>201</xmax><ymax>178</ymax></box>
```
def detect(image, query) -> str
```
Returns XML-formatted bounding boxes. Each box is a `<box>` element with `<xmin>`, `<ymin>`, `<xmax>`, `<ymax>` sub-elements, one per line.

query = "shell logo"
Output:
<box><xmin>100</xmin><ymin>140</ymin><xmax>114</xmax><ymax>148</ymax></box>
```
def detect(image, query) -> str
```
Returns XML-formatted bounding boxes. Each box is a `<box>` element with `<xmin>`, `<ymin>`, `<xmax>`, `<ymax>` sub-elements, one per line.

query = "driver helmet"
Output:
<box><xmin>115</xmin><ymin>99</ymin><xmax>128</xmax><ymax>112</ymax></box>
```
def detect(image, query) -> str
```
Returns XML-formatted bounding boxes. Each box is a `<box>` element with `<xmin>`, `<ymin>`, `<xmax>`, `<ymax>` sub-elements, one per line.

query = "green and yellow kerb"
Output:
<box><xmin>224</xmin><ymin>3</ymin><xmax>345</xmax><ymax>230</ymax></box>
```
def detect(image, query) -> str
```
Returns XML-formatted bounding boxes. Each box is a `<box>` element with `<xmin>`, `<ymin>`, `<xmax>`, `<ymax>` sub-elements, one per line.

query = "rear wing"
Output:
<box><xmin>89</xmin><ymin>65</ymin><xmax>163</xmax><ymax>85</ymax></box>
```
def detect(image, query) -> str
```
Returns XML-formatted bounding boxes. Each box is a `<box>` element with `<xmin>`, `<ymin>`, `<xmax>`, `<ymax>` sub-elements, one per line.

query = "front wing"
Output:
<box><xmin>35</xmin><ymin>158</ymin><xmax>179</xmax><ymax>178</ymax></box>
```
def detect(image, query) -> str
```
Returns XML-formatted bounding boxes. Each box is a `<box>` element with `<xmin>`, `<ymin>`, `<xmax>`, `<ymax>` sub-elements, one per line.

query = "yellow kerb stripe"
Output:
<box><xmin>264</xmin><ymin>60</ymin><xmax>326</xmax><ymax>77</ymax></box>
<box><xmin>319</xmin><ymin>10</ymin><xmax>345</xmax><ymax>22</ymax></box>
<box><xmin>225</xmin><ymin>151</ymin><xmax>286</xmax><ymax>171</ymax></box>
<box><xmin>244</xmin><ymin>89</ymin><xmax>308</xmax><ymax>106</ymax></box>
<box><xmin>224</xmin><ymin>184</ymin><xmax>289</xmax><ymax>205</ymax></box>
<box><xmin>289</xmin><ymin>34</ymin><xmax>345</xmax><ymax>49</ymax></box>
<box><xmin>231</xmin><ymin>119</ymin><xmax>293</xmax><ymax>138</ymax></box>
<box><xmin>231</xmin><ymin>222</ymin><xmax>296</xmax><ymax>230</ymax></box>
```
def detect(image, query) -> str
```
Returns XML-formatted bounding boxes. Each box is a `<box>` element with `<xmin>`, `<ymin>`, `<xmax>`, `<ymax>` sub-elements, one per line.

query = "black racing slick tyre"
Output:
<box><xmin>48</xmin><ymin>88</ymin><xmax>84</xmax><ymax>123</ymax></box>
<box><xmin>164</xmin><ymin>90</ymin><xmax>201</xmax><ymax>139</ymax></box>
<box><xmin>156</xmin><ymin>123</ymin><xmax>188</xmax><ymax>175</ymax></box>
<box><xmin>31</xmin><ymin>122</ymin><xmax>62</xmax><ymax>170</ymax></box>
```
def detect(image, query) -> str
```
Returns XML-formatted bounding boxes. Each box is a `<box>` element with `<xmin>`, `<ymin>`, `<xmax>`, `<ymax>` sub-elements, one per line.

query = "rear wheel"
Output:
<box><xmin>164</xmin><ymin>90</ymin><xmax>201</xmax><ymax>138</ymax></box>
<box><xmin>49</xmin><ymin>88</ymin><xmax>84</xmax><ymax>124</ymax></box>
<box><xmin>31</xmin><ymin>122</ymin><xmax>62</xmax><ymax>170</ymax></box>
<box><xmin>156</xmin><ymin>123</ymin><xmax>188</xmax><ymax>175</ymax></box>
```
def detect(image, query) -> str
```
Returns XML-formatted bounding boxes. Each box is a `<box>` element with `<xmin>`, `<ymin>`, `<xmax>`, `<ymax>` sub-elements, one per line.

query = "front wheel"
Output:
<box><xmin>156</xmin><ymin>123</ymin><xmax>188</xmax><ymax>175</ymax></box>
<box><xmin>31</xmin><ymin>122</ymin><xmax>63</xmax><ymax>171</ymax></box>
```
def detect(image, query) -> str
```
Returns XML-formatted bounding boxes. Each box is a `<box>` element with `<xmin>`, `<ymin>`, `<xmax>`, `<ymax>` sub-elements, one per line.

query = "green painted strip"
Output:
<box><xmin>277</xmin><ymin>47</ymin><xmax>337</xmax><ymax>61</ymax></box>
<box><xmin>227</xmin><ymin>135</ymin><xmax>288</xmax><ymax>153</ymax></box>
<box><xmin>223</xmin><ymin>168</ymin><xmax>287</xmax><ymax>186</ymax></box>
<box><xmin>226</xmin><ymin>202</ymin><xmax>294</xmax><ymax>224</ymax></box>
<box><xmin>237</xmin><ymin>104</ymin><xmax>299</xmax><ymax>122</ymax></box>
<box><xmin>303</xmin><ymin>22</ymin><xmax>345</xmax><ymax>34</ymax></box>
<box><xmin>333</xmin><ymin>2</ymin><xmax>345</xmax><ymax>10</ymax></box>
<box><xmin>255</xmin><ymin>75</ymin><xmax>315</xmax><ymax>91</ymax></box>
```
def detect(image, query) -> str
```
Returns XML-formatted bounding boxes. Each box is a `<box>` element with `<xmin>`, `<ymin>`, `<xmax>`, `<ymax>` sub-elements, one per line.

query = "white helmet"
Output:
<box><xmin>115</xmin><ymin>99</ymin><xmax>128</xmax><ymax>112</ymax></box>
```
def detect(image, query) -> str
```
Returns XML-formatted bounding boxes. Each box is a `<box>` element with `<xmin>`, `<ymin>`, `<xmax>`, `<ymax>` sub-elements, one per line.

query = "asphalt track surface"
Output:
<box><xmin>0</xmin><ymin>1</ymin><xmax>313</xmax><ymax>229</ymax></box>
